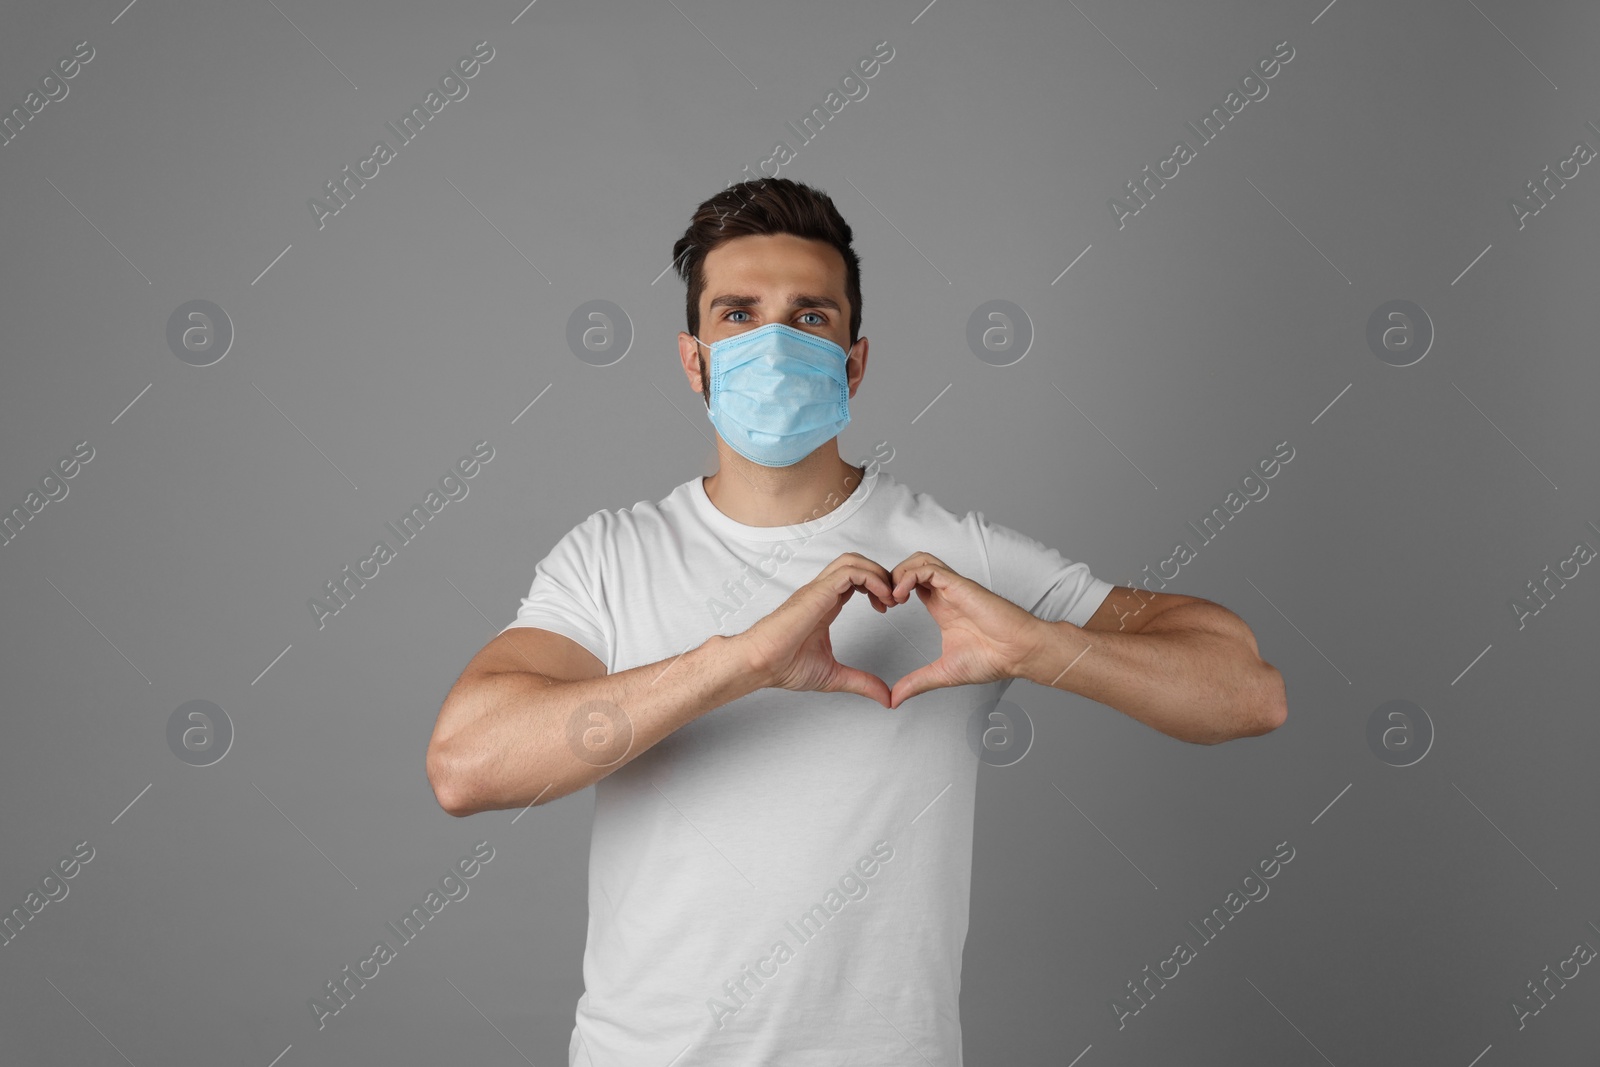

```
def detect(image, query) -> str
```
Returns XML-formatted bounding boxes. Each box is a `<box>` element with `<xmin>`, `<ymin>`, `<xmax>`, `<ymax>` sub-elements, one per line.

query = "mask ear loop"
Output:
<box><xmin>692</xmin><ymin>335</ymin><xmax>714</xmax><ymax>403</ymax></box>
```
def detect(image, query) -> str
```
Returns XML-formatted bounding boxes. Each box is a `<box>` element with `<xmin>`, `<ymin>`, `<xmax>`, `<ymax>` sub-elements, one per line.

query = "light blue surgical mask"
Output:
<box><xmin>694</xmin><ymin>322</ymin><xmax>853</xmax><ymax>467</ymax></box>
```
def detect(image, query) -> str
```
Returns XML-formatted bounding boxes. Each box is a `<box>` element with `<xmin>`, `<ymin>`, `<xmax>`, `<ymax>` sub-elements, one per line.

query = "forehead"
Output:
<box><xmin>700</xmin><ymin>233</ymin><xmax>847</xmax><ymax>303</ymax></box>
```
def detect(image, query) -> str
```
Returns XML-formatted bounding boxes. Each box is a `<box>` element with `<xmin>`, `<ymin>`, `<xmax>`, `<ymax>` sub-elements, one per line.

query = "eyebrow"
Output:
<box><xmin>707</xmin><ymin>293</ymin><xmax>842</xmax><ymax>313</ymax></box>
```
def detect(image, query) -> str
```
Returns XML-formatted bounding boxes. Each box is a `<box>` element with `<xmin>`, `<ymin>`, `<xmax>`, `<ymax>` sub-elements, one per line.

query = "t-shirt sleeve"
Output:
<box><xmin>976</xmin><ymin>511</ymin><xmax>1115</xmax><ymax>629</ymax></box>
<box><xmin>498</xmin><ymin>512</ymin><xmax>612</xmax><ymax>670</ymax></box>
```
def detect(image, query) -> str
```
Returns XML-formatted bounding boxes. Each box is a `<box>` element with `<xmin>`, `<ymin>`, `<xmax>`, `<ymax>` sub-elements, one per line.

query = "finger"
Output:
<box><xmin>837</xmin><ymin>566</ymin><xmax>895</xmax><ymax>613</ymax></box>
<box><xmin>823</xmin><ymin>566</ymin><xmax>882</xmax><ymax>605</ymax></box>
<box><xmin>822</xmin><ymin>554</ymin><xmax>895</xmax><ymax>611</ymax></box>
<box><xmin>807</xmin><ymin>571</ymin><xmax>864</xmax><ymax>630</ymax></box>
<box><xmin>890</xmin><ymin>560</ymin><xmax>928</xmax><ymax>596</ymax></box>
<box><xmin>889</xmin><ymin>552</ymin><xmax>947</xmax><ymax>578</ymax></box>
<box><xmin>889</xmin><ymin>662</ymin><xmax>947</xmax><ymax>709</ymax></box>
<box><xmin>892</xmin><ymin>562</ymin><xmax>948</xmax><ymax>602</ymax></box>
<box><xmin>828</xmin><ymin>552</ymin><xmax>892</xmax><ymax>588</ymax></box>
<box><xmin>830</xmin><ymin>665</ymin><xmax>892</xmax><ymax>708</ymax></box>
<box><xmin>849</xmin><ymin>557</ymin><xmax>897</xmax><ymax>609</ymax></box>
<box><xmin>888</xmin><ymin>568</ymin><xmax>909</xmax><ymax>602</ymax></box>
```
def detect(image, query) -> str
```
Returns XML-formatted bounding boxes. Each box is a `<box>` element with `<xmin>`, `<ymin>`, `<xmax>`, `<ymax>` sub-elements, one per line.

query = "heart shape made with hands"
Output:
<box><xmin>819</xmin><ymin>552</ymin><xmax>1050</xmax><ymax>710</ymax></box>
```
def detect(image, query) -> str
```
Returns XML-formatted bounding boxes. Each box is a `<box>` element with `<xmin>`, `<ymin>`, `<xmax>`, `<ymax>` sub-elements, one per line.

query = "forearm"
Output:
<box><xmin>436</xmin><ymin>635</ymin><xmax>762</xmax><ymax>815</ymax></box>
<box><xmin>1018</xmin><ymin>607</ymin><xmax>1286</xmax><ymax>745</ymax></box>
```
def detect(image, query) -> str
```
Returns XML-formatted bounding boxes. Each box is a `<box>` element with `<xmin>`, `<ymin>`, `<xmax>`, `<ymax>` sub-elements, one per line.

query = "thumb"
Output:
<box><xmin>828</xmin><ymin>664</ymin><xmax>892</xmax><ymax>708</ymax></box>
<box><xmin>889</xmin><ymin>661</ymin><xmax>947</xmax><ymax>710</ymax></box>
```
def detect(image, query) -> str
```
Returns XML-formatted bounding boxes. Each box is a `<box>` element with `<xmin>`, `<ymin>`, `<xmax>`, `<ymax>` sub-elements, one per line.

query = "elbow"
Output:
<box><xmin>1236</xmin><ymin>663</ymin><xmax>1287</xmax><ymax>740</ymax></box>
<box><xmin>1197</xmin><ymin>664</ymin><xmax>1286</xmax><ymax>744</ymax></box>
<box><xmin>426</xmin><ymin>738</ymin><xmax>478</xmax><ymax>818</ymax></box>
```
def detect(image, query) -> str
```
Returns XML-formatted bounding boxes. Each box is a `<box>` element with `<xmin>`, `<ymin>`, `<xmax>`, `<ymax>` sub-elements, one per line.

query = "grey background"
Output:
<box><xmin>2</xmin><ymin>0</ymin><xmax>1597</xmax><ymax>1064</ymax></box>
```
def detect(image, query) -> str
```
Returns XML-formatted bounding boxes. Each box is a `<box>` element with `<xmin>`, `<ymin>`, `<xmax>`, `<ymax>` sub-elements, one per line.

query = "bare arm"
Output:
<box><xmin>426</xmin><ymin>553</ymin><xmax>899</xmax><ymax>817</ymax></box>
<box><xmin>427</xmin><ymin>629</ymin><xmax>759</xmax><ymax>816</ymax></box>
<box><xmin>1018</xmin><ymin>595</ymin><xmax>1287</xmax><ymax>745</ymax></box>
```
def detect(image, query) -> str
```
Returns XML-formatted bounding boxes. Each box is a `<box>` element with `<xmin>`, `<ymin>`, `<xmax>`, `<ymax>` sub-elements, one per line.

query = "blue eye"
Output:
<box><xmin>724</xmin><ymin>310</ymin><xmax>750</xmax><ymax>322</ymax></box>
<box><xmin>799</xmin><ymin>312</ymin><xmax>824</xmax><ymax>325</ymax></box>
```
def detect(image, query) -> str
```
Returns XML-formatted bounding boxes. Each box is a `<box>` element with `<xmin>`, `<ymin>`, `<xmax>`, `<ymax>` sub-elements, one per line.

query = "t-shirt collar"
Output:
<box><xmin>689</xmin><ymin>463</ymin><xmax>881</xmax><ymax>542</ymax></box>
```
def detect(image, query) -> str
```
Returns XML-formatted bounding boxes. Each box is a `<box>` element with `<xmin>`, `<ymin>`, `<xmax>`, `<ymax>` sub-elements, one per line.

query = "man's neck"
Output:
<box><xmin>702</xmin><ymin>447</ymin><xmax>868</xmax><ymax>528</ymax></box>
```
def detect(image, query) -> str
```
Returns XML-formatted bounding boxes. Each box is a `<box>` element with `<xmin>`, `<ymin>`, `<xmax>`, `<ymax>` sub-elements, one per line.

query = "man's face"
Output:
<box><xmin>679</xmin><ymin>233</ymin><xmax>866</xmax><ymax>408</ymax></box>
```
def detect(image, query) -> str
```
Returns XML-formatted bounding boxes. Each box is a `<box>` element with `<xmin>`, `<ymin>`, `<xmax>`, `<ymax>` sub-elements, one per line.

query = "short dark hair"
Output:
<box><xmin>672</xmin><ymin>177</ymin><xmax>863</xmax><ymax>358</ymax></box>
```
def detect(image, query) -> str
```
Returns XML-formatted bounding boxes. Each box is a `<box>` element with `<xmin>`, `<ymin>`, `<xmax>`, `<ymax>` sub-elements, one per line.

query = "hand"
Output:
<box><xmin>736</xmin><ymin>552</ymin><xmax>898</xmax><ymax>707</ymax></box>
<box><xmin>885</xmin><ymin>552</ymin><xmax>1046</xmax><ymax>709</ymax></box>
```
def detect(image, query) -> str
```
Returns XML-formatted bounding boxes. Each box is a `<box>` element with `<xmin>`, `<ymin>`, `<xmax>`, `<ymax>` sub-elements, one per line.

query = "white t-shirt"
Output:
<box><xmin>500</xmin><ymin>463</ymin><xmax>1113</xmax><ymax>1066</ymax></box>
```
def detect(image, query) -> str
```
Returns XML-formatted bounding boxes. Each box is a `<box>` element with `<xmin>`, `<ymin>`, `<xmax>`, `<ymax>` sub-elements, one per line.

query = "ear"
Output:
<box><xmin>845</xmin><ymin>336</ymin><xmax>868</xmax><ymax>399</ymax></box>
<box><xmin>678</xmin><ymin>332</ymin><xmax>707</xmax><ymax>396</ymax></box>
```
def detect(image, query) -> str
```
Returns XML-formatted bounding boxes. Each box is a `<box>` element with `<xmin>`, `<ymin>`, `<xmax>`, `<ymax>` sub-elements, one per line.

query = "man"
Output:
<box><xmin>426</xmin><ymin>177</ymin><xmax>1287</xmax><ymax>1065</ymax></box>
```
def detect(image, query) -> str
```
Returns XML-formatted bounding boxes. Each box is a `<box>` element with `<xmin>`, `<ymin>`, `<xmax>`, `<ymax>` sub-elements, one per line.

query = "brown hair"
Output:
<box><xmin>672</xmin><ymin>178</ymin><xmax>863</xmax><ymax>401</ymax></box>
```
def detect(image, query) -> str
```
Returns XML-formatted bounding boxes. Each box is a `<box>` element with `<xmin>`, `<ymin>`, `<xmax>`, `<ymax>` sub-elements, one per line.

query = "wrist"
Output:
<box><xmin>1017</xmin><ymin>618</ymin><xmax>1084</xmax><ymax>687</ymax></box>
<box><xmin>714</xmin><ymin>633</ymin><xmax>772</xmax><ymax>695</ymax></box>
